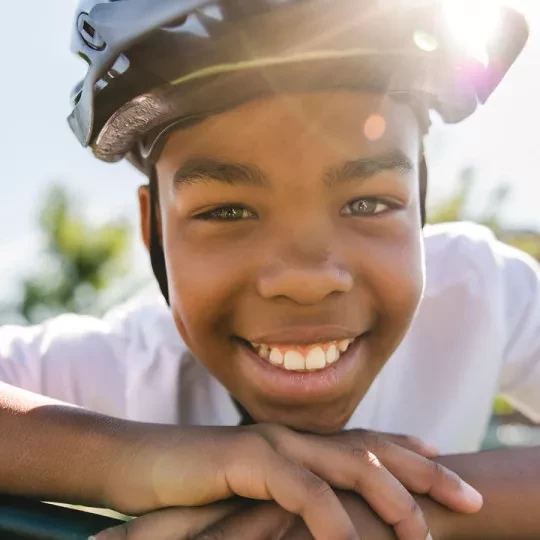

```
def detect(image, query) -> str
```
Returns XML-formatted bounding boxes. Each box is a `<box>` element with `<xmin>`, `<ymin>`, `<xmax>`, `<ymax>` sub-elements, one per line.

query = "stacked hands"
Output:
<box><xmin>95</xmin><ymin>424</ymin><xmax>483</xmax><ymax>540</ymax></box>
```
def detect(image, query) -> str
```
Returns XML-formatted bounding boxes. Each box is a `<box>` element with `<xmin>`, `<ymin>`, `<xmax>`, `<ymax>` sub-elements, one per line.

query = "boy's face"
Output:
<box><xmin>145</xmin><ymin>91</ymin><xmax>424</xmax><ymax>433</ymax></box>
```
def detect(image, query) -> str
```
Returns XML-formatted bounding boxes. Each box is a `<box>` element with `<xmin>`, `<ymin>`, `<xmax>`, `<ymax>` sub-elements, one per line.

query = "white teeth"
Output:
<box><xmin>251</xmin><ymin>337</ymin><xmax>357</xmax><ymax>371</ymax></box>
<box><xmin>326</xmin><ymin>344</ymin><xmax>339</xmax><ymax>364</ymax></box>
<box><xmin>284</xmin><ymin>350</ymin><xmax>306</xmax><ymax>371</ymax></box>
<box><xmin>305</xmin><ymin>347</ymin><xmax>326</xmax><ymax>370</ymax></box>
<box><xmin>269</xmin><ymin>348</ymin><xmax>283</xmax><ymax>365</ymax></box>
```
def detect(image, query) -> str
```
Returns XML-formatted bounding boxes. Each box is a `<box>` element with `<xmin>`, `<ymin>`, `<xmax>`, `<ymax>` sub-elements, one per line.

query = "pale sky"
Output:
<box><xmin>1</xmin><ymin>0</ymin><xmax>539</xmax><ymax>303</ymax></box>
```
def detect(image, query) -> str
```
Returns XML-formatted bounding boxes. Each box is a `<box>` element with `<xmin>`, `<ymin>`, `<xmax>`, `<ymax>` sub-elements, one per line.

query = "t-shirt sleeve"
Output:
<box><xmin>496</xmin><ymin>241</ymin><xmax>540</xmax><ymax>422</ymax></box>
<box><xmin>0</xmin><ymin>314</ymin><xmax>128</xmax><ymax>417</ymax></box>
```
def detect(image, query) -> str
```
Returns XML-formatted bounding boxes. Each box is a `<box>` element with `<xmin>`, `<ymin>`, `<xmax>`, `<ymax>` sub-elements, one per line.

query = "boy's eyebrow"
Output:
<box><xmin>172</xmin><ymin>149</ymin><xmax>414</xmax><ymax>190</ymax></box>
<box><xmin>324</xmin><ymin>149</ymin><xmax>414</xmax><ymax>187</ymax></box>
<box><xmin>173</xmin><ymin>158</ymin><xmax>269</xmax><ymax>189</ymax></box>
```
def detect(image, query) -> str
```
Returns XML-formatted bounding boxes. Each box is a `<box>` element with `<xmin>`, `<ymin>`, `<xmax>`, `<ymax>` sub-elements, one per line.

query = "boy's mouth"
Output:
<box><xmin>233</xmin><ymin>329</ymin><xmax>371</xmax><ymax>404</ymax></box>
<box><xmin>242</xmin><ymin>337</ymin><xmax>357</xmax><ymax>372</ymax></box>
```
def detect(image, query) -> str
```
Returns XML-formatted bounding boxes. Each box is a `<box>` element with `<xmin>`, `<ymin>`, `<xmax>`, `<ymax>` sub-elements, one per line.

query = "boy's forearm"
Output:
<box><xmin>420</xmin><ymin>448</ymin><xmax>540</xmax><ymax>539</ymax></box>
<box><xmin>0</xmin><ymin>381</ymin><xmax>129</xmax><ymax>509</ymax></box>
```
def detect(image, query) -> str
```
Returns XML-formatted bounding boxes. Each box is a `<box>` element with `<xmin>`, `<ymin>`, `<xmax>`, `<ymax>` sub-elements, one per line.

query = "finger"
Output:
<box><xmin>328</xmin><ymin>431</ymin><xmax>482</xmax><ymax>513</ymax></box>
<box><xmin>222</xmin><ymin>434</ymin><xmax>358</xmax><ymax>540</ymax></box>
<box><xmin>264</xmin><ymin>456</ymin><xmax>359</xmax><ymax>540</ymax></box>
<box><xmin>275</xmin><ymin>433</ymin><xmax>429</xmax><ymax>540</ymax></box>
<box><xmin>331</xmin><ymin>430</ymin><xmax>440</xmax><ymax>458</ymax></box>
<box><xmin>371</xmin><ymin>433</ymin><xmax>440</xmax><ymax>458</ymax></box>
<box><xmin>371</xmin><ymin>443</ymin><xmax>483</xmax><ymax>514</ymax></box>
<box><xmin>92</xmin><ymin>501</ymin><xmax>243</xmax><ymax>540</ymax></box>
<box><xmin>193</xmin><ymin>502</ymin><xmax>295</xmax><ymax>540</ymax></box>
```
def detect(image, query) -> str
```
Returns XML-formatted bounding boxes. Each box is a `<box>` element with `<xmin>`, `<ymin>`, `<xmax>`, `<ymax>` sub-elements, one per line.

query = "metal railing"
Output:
<box><xmin>0</xmin><ymin>495</ymin><xmax>123</xmax><ymax>539</ymax></box>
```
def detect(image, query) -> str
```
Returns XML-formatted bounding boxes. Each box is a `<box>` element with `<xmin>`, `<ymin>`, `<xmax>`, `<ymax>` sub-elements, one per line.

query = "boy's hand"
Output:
<box><xmin>105</xmin><ymin>424</ymin><xmax>481</xmax><ymax>540</ymax></box>
<box><xmin>94</xmin><ymin>496</ymin><xmax>441</xmax><ymax>540</ymax></box>
<box><xmin>92</xmin><ymin>500</ymin><xmax>390</xmax><ymax>540</ymax></box>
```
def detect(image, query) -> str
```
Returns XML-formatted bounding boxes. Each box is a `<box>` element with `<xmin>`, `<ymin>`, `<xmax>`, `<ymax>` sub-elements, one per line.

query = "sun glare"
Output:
<box><xmin>441</xmin><ymin>0</ymin><xmax>502</xmax><ymax>65</ymax></box>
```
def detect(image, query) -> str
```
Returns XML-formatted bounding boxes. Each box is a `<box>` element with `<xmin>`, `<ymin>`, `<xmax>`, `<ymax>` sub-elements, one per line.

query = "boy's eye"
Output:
<box><xmin>342</xmin><ymin>198</ymin><xmax>393</xmax><ymax>217</ymax></box>
<box><xmin>195</xmin><ymin>205</ymin><xmax>256</xmax><ymax>221</ymax></box>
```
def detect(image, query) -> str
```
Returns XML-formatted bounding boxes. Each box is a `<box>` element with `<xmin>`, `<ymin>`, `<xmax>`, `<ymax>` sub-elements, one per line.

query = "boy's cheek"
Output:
<box><xmin>356</xmin><ymin>227</ymin><xmax>424</xmax><ymax>310</ymax></box>
<box><xmin>355</xmin><ymin>233</ymin><xmax>424</xmax><ymax>359</ymax></box>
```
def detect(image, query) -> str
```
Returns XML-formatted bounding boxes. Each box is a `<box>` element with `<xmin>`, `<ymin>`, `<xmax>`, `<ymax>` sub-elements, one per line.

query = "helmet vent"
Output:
<box><xmin>77</xmin><ymin>13</ymin><xmax>106</xmax><ymax>51</ymax></box>
<box><xmin>83</xmin><ymin>20</ymin><xmax>95</xmax><ymax>38</ymax></box>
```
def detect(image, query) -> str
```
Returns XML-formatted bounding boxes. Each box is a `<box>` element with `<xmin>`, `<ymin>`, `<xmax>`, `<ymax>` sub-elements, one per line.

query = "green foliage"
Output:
<box><xmin>428</xmin><ymin>167</ymin><xmax>540</xmax><ymax>260</ymax></box>
<box><xmin>492</xmin><ymin>396</ymin><xmax>516</xmax><ymax>416</ymax></box>
<box><xmin>9</xmin><ymin>184</ymin><xmax>131</xmax><ymax>324</ymax></box>
<box><xmin>503</xmin><ymin>234</ymin><xmax>540</xmax><ymax>261</ymax></box>
<box><xmin>427</xmin><ymin>167</ymin><xmax>475</xmax><ymax>224</ymax></box>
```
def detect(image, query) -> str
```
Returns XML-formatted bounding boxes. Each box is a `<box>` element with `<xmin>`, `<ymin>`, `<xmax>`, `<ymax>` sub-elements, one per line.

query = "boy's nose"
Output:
<box><xmin>256</xmin><ymin>250</ymin><xmax>354</xmax><ymax>305</ymax></box>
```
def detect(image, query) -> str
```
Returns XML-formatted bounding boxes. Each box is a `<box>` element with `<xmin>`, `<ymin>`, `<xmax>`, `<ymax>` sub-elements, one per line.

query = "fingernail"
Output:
<box><xmin>424</xmin><ymin>444</ymin><xmax>440</xmax><ymax>456</ymax></box>
<box><xmin>462</xmin><ymin>482</ymin><xmax>484</xmax><ymax>508</ymax></box>
<box><xmin>427</xmin><ymin>533</ymin><xmax>434</xmax><ymax>540</ymax></box>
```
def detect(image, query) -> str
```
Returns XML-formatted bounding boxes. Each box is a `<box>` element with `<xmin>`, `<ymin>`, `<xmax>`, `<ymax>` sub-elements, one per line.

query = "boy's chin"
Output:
<box><xmin>250</xmin><ymin>402</ymin><xmax>356</xmax><ymax>434</ymax></box>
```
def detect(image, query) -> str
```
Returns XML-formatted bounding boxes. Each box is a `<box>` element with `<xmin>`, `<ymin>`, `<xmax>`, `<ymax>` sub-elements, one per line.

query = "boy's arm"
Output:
<box><xmin>420</xmin><ymin>448</ymin><xmax>540</xmax><ymax>539</ymax></box>
<box><xmin>0</xmin><ymin>381</ymin><xmax>128</xmax><ymax>508</ymax></box>
<box><xmin>0</xmin><ymin>379</ymin><xmax>487</xmax><ymax>540</ymax></box>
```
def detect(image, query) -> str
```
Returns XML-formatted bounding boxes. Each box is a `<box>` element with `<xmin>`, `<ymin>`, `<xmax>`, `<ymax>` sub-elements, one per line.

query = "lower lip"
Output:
<box><xmin>235</xmin><ymin>336</ymin><xmax>367</xmax><ymax>402</ymax></box>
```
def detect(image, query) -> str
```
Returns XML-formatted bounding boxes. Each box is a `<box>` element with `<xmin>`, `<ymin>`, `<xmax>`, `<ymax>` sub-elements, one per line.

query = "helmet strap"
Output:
<box><xmin>148</xmin><ymin>167</ymin><xmax>170</xmax><ymax>304</ymax></box>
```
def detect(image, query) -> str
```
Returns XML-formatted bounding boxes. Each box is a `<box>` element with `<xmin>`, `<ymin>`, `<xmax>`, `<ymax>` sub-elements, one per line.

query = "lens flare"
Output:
<box><xmin>413</xmin><ymin>30</ymin><xmax>439</xmax><ymax>52</ymax></box>
<box><xmin>364</xmin><ymin>114</ymin><xmax>387</xmax><ymax>141</ymax></box>
<box><xmin>442</xmin><ymin>0</ymin><xmax>501</xmax><ymax>65</ymax></box>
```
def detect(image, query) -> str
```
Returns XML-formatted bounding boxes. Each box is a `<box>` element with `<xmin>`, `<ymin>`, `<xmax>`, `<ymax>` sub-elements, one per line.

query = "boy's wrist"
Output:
<box><xmin>98</xmin><ymin>421</ymin><xmax>186</xmax><ymax>516</ymax></box>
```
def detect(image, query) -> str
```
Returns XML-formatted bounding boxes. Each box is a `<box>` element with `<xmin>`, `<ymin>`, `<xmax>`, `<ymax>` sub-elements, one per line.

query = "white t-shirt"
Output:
<box><xmin>1</xmin><ymin>222</ymin><xmax>539</xmax><ymax>454</ymax></box>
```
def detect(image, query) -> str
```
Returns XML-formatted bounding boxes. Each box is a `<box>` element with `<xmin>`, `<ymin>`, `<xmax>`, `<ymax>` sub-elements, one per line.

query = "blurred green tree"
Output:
<box><xmin>428</xmin><ymin>167</ymin><xmax>540</xmax><ymax>260</ymax></box>
<box><xmin>5</xmin><ymin>184</ymin><xmax>131</xmax><ymax>324</ymax></box>
<box><xmin>427</xmin><ymin>167</ymin><xmax>476</xmax><ymax>224</ymax></box>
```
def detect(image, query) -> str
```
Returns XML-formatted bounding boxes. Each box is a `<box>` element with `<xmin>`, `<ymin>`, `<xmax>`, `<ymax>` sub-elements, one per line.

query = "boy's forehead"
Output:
<box><xmin>159</xmin><ymin>91</ymin><xmax>420</xmax><ymax>168</ymax></box>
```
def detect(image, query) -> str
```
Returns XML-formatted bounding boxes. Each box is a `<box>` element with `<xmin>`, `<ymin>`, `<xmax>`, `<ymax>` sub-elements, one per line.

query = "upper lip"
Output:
<box><xmin>245</xmin><ymin>326</ymin><xmax>363</xmax><ymax>346</ymax></box>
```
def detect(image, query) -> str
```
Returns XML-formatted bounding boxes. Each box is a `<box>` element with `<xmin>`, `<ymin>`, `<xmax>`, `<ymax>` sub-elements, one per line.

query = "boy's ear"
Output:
<box><xmin>138</xmin><ymin>185</ymin><xmax>152</xmax><ymax>252</ymax></box>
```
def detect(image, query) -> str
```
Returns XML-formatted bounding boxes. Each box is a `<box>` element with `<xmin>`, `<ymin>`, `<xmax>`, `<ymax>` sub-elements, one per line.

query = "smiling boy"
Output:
<box><xmin>1</xmin><ymin>1</ymin><xmax>540</xmax><ymax>539</ymax></box>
